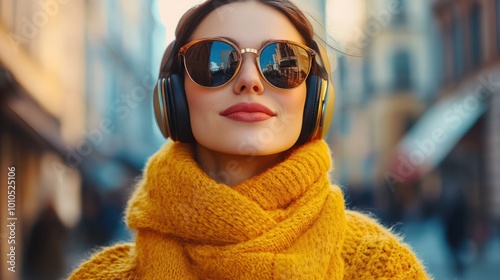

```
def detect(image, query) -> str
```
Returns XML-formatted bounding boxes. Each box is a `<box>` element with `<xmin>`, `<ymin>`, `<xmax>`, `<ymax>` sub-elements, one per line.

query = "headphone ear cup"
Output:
<box><xmin>153</xmin><ymin>75</ymin><xmax>194</xmax><ymax>142</ymax></box>
<box><xmin>319</xmin><ymin>76</ymin><xmax>335</xmax><ymax>140</ymax></box>
<box><xmin>165</xmin><ymin>74</ymin><xmax>194</xmax><ymax>142</ymax></box>
<box><xmin>154</xmin><ymin>78</ymin><xmax>170</xmax><ymax>139</ymax></box>
<box><xmin>296</xmin><ymin>74</ymin><xmax>322</xmax><ymax>145</ymax></box>
<box><xmin>296</xmin><ymin>41</ymin><xmax>336</xmax><ymax>145</ymax></box>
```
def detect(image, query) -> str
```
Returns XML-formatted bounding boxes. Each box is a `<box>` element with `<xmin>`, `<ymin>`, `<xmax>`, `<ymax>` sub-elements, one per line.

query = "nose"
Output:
<box><xmin>232</xmin><ymin>54</ymin><xmax>264</xmax><ymax>95</ymax></box>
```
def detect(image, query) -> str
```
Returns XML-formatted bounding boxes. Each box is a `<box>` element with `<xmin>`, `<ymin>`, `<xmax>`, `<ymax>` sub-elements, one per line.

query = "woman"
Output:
<box><xmin>70</xmin><ymin>0</ymin><xmax>430</xmax><ymax>279</ymax></box>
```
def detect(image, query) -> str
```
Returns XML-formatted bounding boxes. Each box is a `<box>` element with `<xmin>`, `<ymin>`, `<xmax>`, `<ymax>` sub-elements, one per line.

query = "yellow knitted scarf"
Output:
<box><xmin>127</xmin><ymin>139</ymin><xmax>345</xmax><ymax>279</ymax></box>
<box><xmin>70</xmin><ymin>140</ymin><xmax>430</xmax><ymax>279</ymax></box>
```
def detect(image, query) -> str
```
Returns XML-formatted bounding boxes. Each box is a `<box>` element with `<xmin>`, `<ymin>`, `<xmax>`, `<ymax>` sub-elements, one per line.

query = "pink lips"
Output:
<box><xmin>220</xmin><ymin>102</ymin><xmax>276</xmax><ymax>122</ymax></box>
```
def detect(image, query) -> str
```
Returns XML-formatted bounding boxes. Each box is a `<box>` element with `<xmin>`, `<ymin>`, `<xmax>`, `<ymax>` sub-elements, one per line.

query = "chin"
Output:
<box><xmin>196</xmin><ymin>136</ymin><xmax>298</xmax><ymax>157</ymax></box>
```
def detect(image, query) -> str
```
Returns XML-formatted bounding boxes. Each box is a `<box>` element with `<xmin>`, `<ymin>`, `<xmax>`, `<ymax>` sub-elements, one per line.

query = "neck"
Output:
<box><xmin>195</xmin><ymin>144</ymin><xmax>287</xmax><ymax>186</ymax></box>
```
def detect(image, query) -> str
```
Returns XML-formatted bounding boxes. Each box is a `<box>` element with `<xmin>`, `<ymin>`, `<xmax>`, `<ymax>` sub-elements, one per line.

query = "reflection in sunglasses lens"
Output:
<box><xmin>185</xmin><ymin>41</ymin><xmax>239</xmax><ymax>87</ymax></box>
<box><xmin>260</xmin><ymin>43</ymin><xmax>310</xmax><ymax>88</ymax></box>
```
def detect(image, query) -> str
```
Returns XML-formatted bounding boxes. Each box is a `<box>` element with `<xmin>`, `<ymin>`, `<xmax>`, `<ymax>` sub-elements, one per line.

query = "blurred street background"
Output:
<box><xmin>0</xmin><ymin>0</ymin><xmax>499</xmax><ymax>279</ymax></box>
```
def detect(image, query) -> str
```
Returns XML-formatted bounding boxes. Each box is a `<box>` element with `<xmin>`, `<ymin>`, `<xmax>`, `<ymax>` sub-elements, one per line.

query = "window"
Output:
<box><xmin>470</xmin><ymin>3</ymin><xmax>482</xmax><ymax>68</ymax></box>
<box><xmin>362</xmin><ymin>58</ymin><xmax>372</xmax><ymax>101</ymax></box>
<box><xmin>339</xmin><ymin>110</ymin><xmax>352</xmax><ymax>136</ymax></box>
<box><xmin>392</xmin><ymin>0</ymin><xmax>407</xmax><ymax>25</ymax></box>
<box><xmin>497</xmin><ymin>0</ymin><xmax>500</xmax><ymax>53</ymax></box>
<box><xmin>453</xmin><ymin>16</ymin><xmax>465</xmax><ymax>78</ymax></box>
<box><xmin>392</xmin><ymin>49</ymin><xmax>411</xmax><ymax>90</ymax></box>
<box><xmin>337</xmin><ymin>56</ymin><xmax>347</xmax><ymax>92</ymax></box>
<box><xmin>441</xmin><ymin>25</ymin><xmax>451</xmax><ymax>84</ymax></box>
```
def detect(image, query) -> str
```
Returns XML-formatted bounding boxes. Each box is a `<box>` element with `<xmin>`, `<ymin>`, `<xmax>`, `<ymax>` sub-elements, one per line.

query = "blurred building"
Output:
<box><xmin>1</xmin><ymin>0</ymin><xmax>166</xmax><ymax>279</ymax></box>
<box><xmin>84</xmin><ymin>0</ymin><xmax>165</xmax><ymax>167</ymax></box>
<box><xmin>329</xmin><ymin>0</ymin><xmax>442</xmax><ymax>219</ymax></box>
<box><xmin>66</xmin><ymin>0</ymin><xmax>166</xmax><ymax>274</ymax></box>
<box><xmin>0</xmin><ymin>1</ymin><xmax>85</xmax><ymax>279</ymax></box>
<box><xmin>328</xmin><ymin>2</ymin><xmax>500</xmax><ymax>275</ymax></box>
<box><xmin>329</xmin><ymin>0</ymin><xmax>500</xmax><ymax>228</ymax></box>
<box><xmin>433</xmin><ymin>0</ymin><xmax>500</xmax><ymax>233</ymax></box>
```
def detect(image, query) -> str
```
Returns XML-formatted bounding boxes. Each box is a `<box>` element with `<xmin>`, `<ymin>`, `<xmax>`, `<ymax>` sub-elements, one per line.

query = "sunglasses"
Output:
<box><xmin>179</xmin><ymin>37</ymin><xmax>316</xmax><ymax>89</ymax></box>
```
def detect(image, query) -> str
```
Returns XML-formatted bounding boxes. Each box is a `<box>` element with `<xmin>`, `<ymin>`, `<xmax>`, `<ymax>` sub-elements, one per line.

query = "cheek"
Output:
<box><xmin>292</xmin><ymin>90</ymin><xmax>307</xmax><ymax>132</ymax></box>
<box><xmin>185</xmin><ymin>82</ymin><xmax>208</xmax><ymax>140</ymax></box>
<box><xmin>271</xmin><ymin>86</ymin><xmax>307</xmax><ymax>143</ymax></box>
<box><xmin>185</xmin><ymin>79</ymin><xmax>197</xmax><ymax>107</ymax></box>
<box><xmin>280</xmin><ymin>86</ymin><xmax>307</xmax><ymax>120</ymax></box>
<box><xmin>184</xmin><ymin>79</ymin><xmax>223</xmax><ymax>144</ymax></box>
<box><xmin>185</xmin><ymin>80</ymin><xmax>209</xmax><ymax>117</ymax></box>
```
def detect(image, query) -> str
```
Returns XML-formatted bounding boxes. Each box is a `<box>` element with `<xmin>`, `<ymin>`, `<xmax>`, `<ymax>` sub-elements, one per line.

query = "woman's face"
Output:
<box><xmin>185</xmin><ymin>1</ymin><xmax>307</xmax><ymax>156</ymax></box>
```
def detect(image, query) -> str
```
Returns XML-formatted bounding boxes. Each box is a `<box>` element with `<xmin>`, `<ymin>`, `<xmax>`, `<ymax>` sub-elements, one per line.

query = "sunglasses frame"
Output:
<box><xmin>179</xmin><ymin>37</ymin><xmax>316</xmax><ymax>89</ymax></box>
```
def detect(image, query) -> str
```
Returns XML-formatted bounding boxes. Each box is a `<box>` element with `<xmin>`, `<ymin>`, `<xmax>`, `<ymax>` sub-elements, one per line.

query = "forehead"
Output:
<box><xmin>189</xmin><ymin>1</ymin><xmax>305</xmax><ymax>47</ymax></box>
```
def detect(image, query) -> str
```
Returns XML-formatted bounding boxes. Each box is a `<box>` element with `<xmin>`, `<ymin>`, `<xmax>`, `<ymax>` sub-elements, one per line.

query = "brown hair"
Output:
<box><xmin>158</xmin><ymin>0</ymin><xmax>323</xmax><ymax>79</ymax></box>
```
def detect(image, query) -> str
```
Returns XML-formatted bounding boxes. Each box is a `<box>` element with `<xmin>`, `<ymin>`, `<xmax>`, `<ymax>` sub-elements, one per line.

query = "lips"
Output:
<box><xmin>220</xmin><ymin>102</ymin><xmax>276</xmax><ymax>122</ymax></box>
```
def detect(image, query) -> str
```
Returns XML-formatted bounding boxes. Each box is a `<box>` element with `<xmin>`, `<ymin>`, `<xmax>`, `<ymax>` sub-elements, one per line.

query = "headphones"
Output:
<box><xmin>154</xmin><ymin>40</ymin><xmax>335</xmax><ymax>145</ymax></box>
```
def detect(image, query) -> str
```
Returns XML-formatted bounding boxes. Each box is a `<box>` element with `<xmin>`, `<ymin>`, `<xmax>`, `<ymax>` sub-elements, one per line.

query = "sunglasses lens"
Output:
<box><xmin>260</xmin><ymin>42</ymin><xmax>312</xmax><ymax>89</ymax></box>
<box><xmin>184</xmin><ymin>40</ymin><xmax>239</xmax><ymax>87</ymax></box>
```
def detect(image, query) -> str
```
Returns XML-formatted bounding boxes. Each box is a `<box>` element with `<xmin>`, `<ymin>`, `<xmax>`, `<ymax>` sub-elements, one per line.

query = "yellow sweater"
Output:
<box><xmin>69</xmin><ymin>140</ymin><xmax>430</xmax><ymax>279</ymax></box>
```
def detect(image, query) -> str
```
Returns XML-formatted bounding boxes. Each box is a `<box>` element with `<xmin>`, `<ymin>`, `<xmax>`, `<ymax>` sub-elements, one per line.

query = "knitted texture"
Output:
<box><xmin>69</xmin><ymin>140</ymin><xmax>430</xmax><ymax>279</ymax></box>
